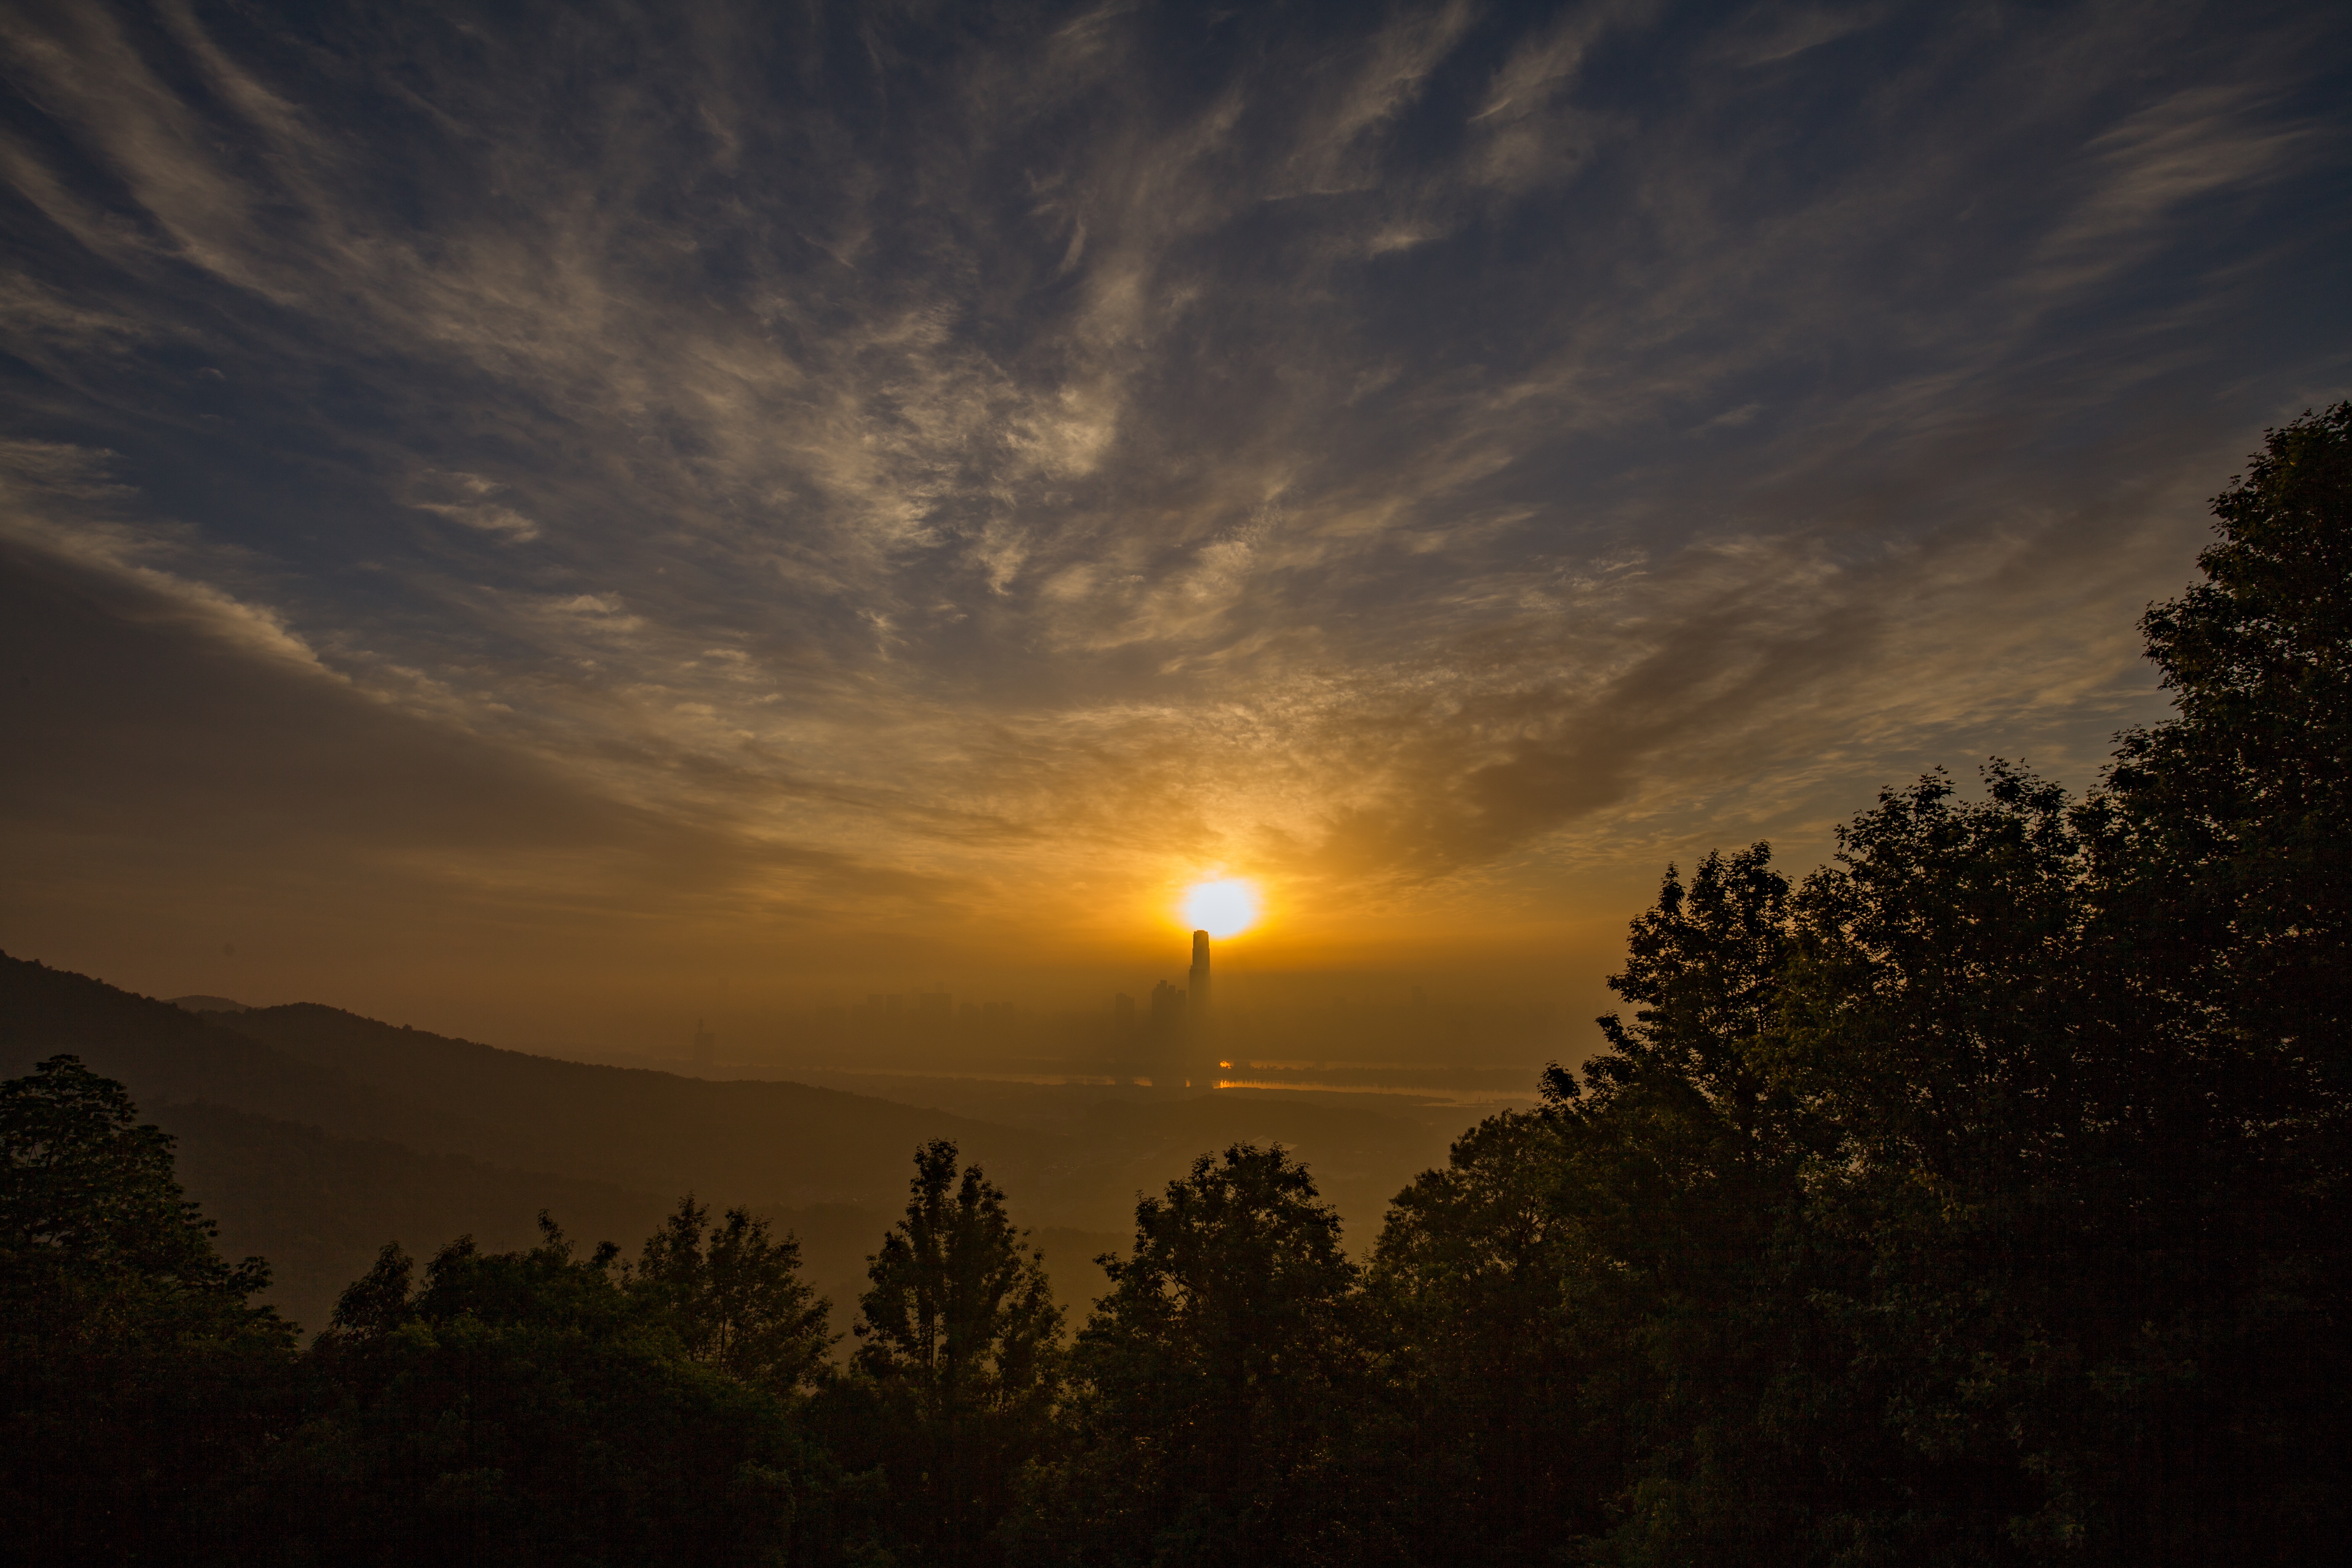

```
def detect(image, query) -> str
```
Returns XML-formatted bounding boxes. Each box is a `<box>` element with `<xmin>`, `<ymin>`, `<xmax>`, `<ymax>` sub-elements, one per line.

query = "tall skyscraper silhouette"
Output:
<box><xmin>1141</xmin><ymin>933</ymin><xmax>1217</xmax><ymax>1092</ymax></box>
<box><xmin>1188</xmin><ymin>930</ymin><xmax>1216</xmax><ymax>1090</ymax></box>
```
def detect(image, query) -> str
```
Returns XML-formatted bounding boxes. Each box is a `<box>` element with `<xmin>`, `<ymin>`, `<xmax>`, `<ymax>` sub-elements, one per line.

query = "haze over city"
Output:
<box><xmin>3</xmin><ymin>0</ymin><xmax>2345</xmax><ymax>1078</ymax></box>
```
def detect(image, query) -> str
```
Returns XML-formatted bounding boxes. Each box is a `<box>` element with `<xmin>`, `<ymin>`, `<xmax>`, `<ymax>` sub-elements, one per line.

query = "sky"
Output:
<box><xmin>2</xmin><ymin>0</ymin><xmax>2347</xmax><ymax>1059</ymax></box>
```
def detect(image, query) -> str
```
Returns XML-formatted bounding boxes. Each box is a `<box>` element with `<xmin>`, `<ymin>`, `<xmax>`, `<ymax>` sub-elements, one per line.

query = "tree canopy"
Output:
<box><xmin>2</xmin><ymin>1056</ymin><xmax>292</xmax><ymax>1563</ymax></box>
<box><xmin>852</xmin><ymin>1139</ymin><xmax>1062</xmax><ymax>1568</ymax></box>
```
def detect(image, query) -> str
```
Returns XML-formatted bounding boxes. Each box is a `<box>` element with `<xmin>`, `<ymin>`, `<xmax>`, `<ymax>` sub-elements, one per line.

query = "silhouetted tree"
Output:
<box><xmin>1362</xmin><ymin>1108</ymin><xmax>1607</xmax><ymax>1564</ymax></box>
<box><xmin>2107</xmin><ymin>401</ymin><xmax>2352</xmax><ymax>1065</ymax></box>
<box><xmin>0</xmin><ymin>1055</ymin><xmax>295</xmax><ymax>1563</ymax></box>
<box><xmin>634</xmin><ymin>1194</ymin><xmax>833</xmax><ymax>1397</ymax></box>
<box><xmin>271</xmin><ymin>1214</ymin><xmax>812</xmax><ymax>1568</ymax></box>
<box><xmin>1016</xmin><ymin>1143</ymin><xmax>1365</xmax><ymax>1568</ymax></box>
<box><xmin>1767</xmin><ymin>766</ymin><xmax>2124</xmax><ymax>1560</ymax></box>
<box><xmin>2082</xmin><ymin>405</ymin><xmax>2352</xmax><ymax>1560</ymax></box>
<box><xmin>856</xmin><ymin>1139</ymin><xmax>1061</xmax><ymax>1567</ymax></box>
<box><xmin>1575</xmin><ymin>843</ymin><xmax>1796</xmax><ymax>1135</ymax></box>
<box><xmin>1521</xmin><ymin>846</ymin><xmax>1841</xmax><ymax>1567</ymax></box>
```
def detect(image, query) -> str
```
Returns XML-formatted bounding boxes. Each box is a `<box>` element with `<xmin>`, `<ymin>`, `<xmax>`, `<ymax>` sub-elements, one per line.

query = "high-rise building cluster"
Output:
<box><xmin>1106</xmin><ymin>930</ymin><xmax>1218</xmax><ymax>1091</ymax></box>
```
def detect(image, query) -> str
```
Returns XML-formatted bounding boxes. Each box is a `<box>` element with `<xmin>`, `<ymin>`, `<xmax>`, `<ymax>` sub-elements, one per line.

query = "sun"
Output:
<box><xmin>1181</xmin><ymin>877</ymin><xmax>1261</xmax><ymax>939</ymax></box>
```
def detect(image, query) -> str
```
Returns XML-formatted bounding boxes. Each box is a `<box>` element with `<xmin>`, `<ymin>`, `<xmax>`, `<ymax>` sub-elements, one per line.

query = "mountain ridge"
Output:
<box><xmin>2</xmin><ymin>950</ymin><xmax>1468</xmax><ymax>1329</ymax></box>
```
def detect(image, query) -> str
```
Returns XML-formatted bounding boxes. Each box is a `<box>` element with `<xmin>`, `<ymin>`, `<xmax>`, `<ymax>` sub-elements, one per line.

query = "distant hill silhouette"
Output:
<box><xmin>1</xmin><ymin>955</ymin><xmax>486</xmax><ymax>1151</ymax></box>
<box><xmin>156</xmin><ymin>1099</ymin><xmax>676</xmax><ymax>1331</ymax></box>
<box><xmin>218</xmin><ymin>1000</ymin><xmax>1058</xmax><ymax>1208</ymax></box>
<box><xmin>1</xmin><ymin>950</ymin><xmax>1461</xmax><ymax>1331</ymax></box>
<box><xmin>169</xmin><ymin>994</ymin><xmax>251</xmax><ymax>1013</ymax></box>
<box><xmin>0</xmin><ymin>953</ymin><xmax>1068</xmax><ymax>1328</ymax></box>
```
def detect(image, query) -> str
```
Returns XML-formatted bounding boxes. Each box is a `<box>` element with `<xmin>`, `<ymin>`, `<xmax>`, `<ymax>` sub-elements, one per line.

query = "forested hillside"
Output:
<box><xmin>7</xmin><ymin>407</ymin><xmax>2349</xmax><ymax>1563</ymax></box>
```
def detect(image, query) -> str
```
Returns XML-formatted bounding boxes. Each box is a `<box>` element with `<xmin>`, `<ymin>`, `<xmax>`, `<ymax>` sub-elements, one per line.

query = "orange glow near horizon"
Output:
<box><xmin>1181</xmin><ymin>878</ymin><xmax>1261</xmax><ymax>939</ymax></box>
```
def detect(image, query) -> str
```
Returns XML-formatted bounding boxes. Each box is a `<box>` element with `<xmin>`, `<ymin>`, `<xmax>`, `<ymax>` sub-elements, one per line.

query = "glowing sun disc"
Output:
<box><xmin>1183</xmin><ymin>878</ymin><xmax>1261</xmax><ymax>938</ymax></box>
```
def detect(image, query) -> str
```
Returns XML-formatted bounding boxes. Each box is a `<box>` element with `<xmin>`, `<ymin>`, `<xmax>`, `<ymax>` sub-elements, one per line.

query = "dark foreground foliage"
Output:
<box><xmin>1</xmin><ymin>1055</ymin><xmax>297</xmax><ymax>1562</ymax></box>
<box><xmin>5</xmin><ymin>408</ymin><xmax>2348</xmax><ymax>1564</ymax></box>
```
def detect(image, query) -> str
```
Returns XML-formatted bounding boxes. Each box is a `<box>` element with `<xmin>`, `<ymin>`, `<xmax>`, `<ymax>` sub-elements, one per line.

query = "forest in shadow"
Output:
<box><xmin>7</xmin><ymin>407</ymin><xmax>2349</xmax><ymax>1564</ymax></box>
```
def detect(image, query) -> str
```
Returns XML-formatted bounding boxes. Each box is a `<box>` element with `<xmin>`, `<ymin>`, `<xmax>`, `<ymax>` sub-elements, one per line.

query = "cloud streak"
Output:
<box><xmin>1</xmin><ymin>0</ymin><xmax>2345</xmax><ymax>1001</ymax></box>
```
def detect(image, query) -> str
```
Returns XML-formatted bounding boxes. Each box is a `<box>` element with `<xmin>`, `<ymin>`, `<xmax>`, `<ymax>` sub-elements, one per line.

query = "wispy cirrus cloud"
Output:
<box><xmin>0</xmin><ymin>0</ymin><xmax>2344</xmax><ymax>1008</ymax></box>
